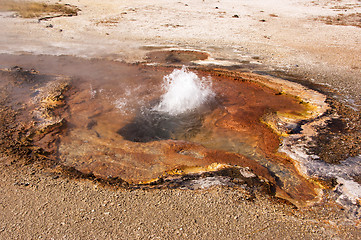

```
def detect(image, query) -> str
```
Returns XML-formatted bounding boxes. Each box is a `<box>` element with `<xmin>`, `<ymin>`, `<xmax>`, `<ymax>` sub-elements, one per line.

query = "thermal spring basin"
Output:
<box><xmin>0</xmin><ymin>54</ymin><xmax>326</xmax><ymax>205</ymax></box>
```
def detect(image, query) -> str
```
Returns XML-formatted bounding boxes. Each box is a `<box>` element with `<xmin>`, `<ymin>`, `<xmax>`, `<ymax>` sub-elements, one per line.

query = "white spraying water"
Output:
<box><xmin>154</xmin><ymin>66</ymin><xmax>215</xmax><ymax>115</ymax></box>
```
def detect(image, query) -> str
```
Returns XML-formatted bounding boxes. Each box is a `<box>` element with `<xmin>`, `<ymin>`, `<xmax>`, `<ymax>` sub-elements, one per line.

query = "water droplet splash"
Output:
<box><xmin>153</xmin><ymin>66</ymin><xmax>215</xmax><ymax>115</ymax></box>
<box><xmin>118</xmin><ymin>67</ymin><xmax>216</xmax><ymax>142</ymax></box>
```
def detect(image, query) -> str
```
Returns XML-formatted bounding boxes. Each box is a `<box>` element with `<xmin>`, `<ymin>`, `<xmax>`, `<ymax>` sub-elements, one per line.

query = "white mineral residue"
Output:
<box><xmin>335</xmin><ymin>177</ymin><xmax>361</xmax><ymax>205</ymax></box>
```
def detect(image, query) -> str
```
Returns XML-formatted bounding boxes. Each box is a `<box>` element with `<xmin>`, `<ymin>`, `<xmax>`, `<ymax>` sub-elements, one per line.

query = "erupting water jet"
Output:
<box><xmin>118</xmin><ymin>67</ymin><xmax>216</xmax><ymax>142</ymax></box>
<box><xmin>0</xmin><ymin>54</ymin><xmax>341</xmax><ymax>207</ymax></box>
<box><xmin>153</xmin><ymin>66</ymin><xmax>215</xmax><ymax>115</ymax></box>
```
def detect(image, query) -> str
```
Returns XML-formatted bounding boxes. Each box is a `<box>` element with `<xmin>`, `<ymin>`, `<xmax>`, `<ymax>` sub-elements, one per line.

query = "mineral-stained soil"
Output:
<box><xmin>1</xmin><ymin>52</ymin><xmax>360</xmax><ymax>212</ymax></box>
<box><xmin>0</xmin><ymin>67</ymin><xmax>67</xmax><ymax>163</ymax></box>
<box><xmin>0</xmin><ymin>54</ymin><xmax>325</xmax><ymax>207</ymax></box>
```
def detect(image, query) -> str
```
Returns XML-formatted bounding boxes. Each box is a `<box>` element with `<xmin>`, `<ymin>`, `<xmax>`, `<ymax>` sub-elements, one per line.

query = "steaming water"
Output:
<box><xmin>119</xmin><ymin>67</ymin><xmax>215</xmax><ymax>142</ymax></box>
<box><xmin>154</xmin><ymin>66</ymin><xmax>215</xmax><ymax>115</ymax></box>
<box><xmin>2</xmin><ymin>54</ymin><xmax>360</xmax><ymax>215</ymax></box>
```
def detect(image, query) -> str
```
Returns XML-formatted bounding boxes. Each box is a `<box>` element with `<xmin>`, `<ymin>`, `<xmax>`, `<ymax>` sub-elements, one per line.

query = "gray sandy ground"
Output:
<box><xmin>0</xmin><ymin>162</ymin><xmax>360</xmax><ymax>239</ymax></box>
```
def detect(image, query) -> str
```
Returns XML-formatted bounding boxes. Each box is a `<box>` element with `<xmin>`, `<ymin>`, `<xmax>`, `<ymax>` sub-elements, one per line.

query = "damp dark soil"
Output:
<box><xmin>309</xmin><ymin>98</ymin><xmax>361</xmax><ymax>164</ymax></box>
<box><xmin>146</xmin><ymin>50</ymin><xmax>209</xmax><ymax>65</ymax></box>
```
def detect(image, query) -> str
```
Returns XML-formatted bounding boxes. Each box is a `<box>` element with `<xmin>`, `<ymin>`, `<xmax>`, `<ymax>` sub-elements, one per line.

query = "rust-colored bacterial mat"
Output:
<box><xmin>0</xmin><ymin>54</ymin><xmax>323</xmax><ymax>206</ymax></box>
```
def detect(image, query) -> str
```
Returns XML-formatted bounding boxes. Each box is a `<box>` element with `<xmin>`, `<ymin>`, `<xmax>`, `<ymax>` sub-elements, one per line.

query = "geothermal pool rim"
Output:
<box><xmin>0</xmin><ymin>53</ymin><xmax>360</xmax><ymax>213</ymax></box>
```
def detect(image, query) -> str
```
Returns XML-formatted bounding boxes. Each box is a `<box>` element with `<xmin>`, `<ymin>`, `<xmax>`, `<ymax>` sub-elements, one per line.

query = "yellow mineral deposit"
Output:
<box><xmin>0</xmin><ymin>0</ymin><xmax>79</xmax><ymax>18</ymax></box>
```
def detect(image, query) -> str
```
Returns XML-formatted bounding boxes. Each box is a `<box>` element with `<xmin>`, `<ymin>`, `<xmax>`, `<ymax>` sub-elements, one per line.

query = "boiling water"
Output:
<box><xmin>0</xmin><ymin>54</ymin><xmax>335</xmax><ymax>206</ymax></box>
<box><xmin>154</xmin><ymin>66</ymin><xmax>215</xmax><ymax>115</ymax></box>
<box><xmin>119</xmin><ymin>67</ymin><xmax>216</xmax><ymax>142</ymax></box>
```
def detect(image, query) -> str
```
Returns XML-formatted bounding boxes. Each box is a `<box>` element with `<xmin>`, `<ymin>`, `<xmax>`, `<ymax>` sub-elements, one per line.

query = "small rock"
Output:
<box><xmin>46</xmin><ymin>24</ymin><xmax>53</xmax><ymax>28</ymax></box>
<box><xmin>232</xmin><ymin>15</ymin><xmax>239</xmax><ymax>18</ymax></box>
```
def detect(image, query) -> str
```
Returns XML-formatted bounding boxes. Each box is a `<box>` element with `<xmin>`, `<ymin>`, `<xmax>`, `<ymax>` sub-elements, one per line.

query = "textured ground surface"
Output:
<box><xmin>0</xmin><ymin>0</ymin><xmax>361</xmax><ymax>239</ymax></box>
<box><xmin>1</xmin><ymin>162</ymin><xmax>360</xmax><ymax>239</ymax></box>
